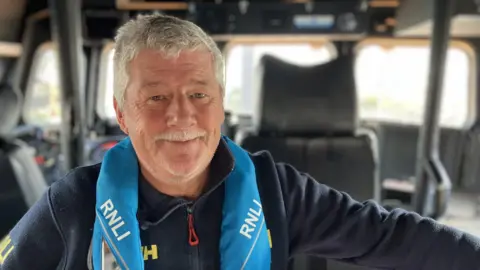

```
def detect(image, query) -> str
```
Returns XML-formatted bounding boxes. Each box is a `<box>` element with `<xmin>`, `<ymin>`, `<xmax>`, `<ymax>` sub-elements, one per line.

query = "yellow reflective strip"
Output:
<box><xmin>267</xmin><ymin>230</ymin><xmax>272</xmax><ymax>248</ymax></box>
<box><xmin>0</xmin><ymin>235</ymin><xmax>14</xmax><ymax>265</ymax></box>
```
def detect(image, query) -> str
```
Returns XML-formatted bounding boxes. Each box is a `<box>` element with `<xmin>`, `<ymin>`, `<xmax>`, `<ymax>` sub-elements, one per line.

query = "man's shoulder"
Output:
<box><xmin>248</xmin><ymin>149</ymin><xmax>277</xmax><ymax>175</ymax></box>
<box><xmin>248</xmin><ymin>149</ymin><xmax>304</xmax><ymax>184</ymax></box>
<box><xmin>248</xmin><ymin>149</ymin><xmax>315</xmax><ymax>203</ymax></box>
<box><xmin>48</xmin><ymin>163</ymin><xmax>101</xmax><ymax>214</ymax></box>
<box><xmin>51</xmin><ymin>163</ymin><xmax>101</xmax><ymax>193</ymax></box>
<box><xmin>248</xmin><ymin>149</ymin><xmax>303</xmax><ymax>196</ymax></box>
<box><xmin>1</xmin><ymin>164</ymin><xmax>102</xmax><ymax>269</ymax></box>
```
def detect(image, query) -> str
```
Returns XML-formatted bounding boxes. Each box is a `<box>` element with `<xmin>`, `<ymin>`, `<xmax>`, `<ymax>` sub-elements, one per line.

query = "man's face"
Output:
<box><xmin>114</xmin><ymin>49</ymin><xmax>224</xmax><ymax>184</ymax></box>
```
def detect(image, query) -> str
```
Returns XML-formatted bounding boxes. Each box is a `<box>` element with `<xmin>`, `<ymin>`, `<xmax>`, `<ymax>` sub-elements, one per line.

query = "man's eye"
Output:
<box><xmin>150</xmin><ymin>95</ymin><xmax>166</xmax><ymax>101</ymax></box>
<box><xmin>191</xmin><ymin>93</ymin><xmax>207</xmax><ymax>99</ymax></box>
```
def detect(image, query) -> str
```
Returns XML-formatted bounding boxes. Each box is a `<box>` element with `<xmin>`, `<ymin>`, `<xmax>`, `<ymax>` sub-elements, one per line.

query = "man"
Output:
<box><xmin>1</xmin><ymin>14</ymin><xmax>480</xmax><ymax>270</ymax></box>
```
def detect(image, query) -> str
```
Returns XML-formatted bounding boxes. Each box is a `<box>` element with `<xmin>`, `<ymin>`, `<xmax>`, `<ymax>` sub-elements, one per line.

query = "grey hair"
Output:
<box><xmin>113</xmin><ymin>14</ymin><xmax>225</xmax><ymax>109</ymax></box>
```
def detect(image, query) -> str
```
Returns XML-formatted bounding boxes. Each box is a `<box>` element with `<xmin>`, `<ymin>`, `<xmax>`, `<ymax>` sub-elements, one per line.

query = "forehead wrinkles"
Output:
<box><xmin>140</xmin><ymin>64</ymin><xmax>214</xmax><ymax>87</ymax></box>
<box><xmin>143</xmin><ymin>63</ymin><xmax>206</xmax><ymax>79</ymax></box>
<box><xmin>136</xmin><ymin>49</ymin><xmax>213</xmax><ymax>70</ymax></box>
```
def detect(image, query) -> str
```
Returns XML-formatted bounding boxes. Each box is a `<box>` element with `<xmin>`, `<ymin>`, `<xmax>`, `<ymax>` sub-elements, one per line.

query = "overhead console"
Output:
<box><xmin>191</xmin><ymin>1</ymin><xmax>368</xmax><ymax>37</ymax></box>
<box><xmin>111</xmin><ymin>0</ymin><xmax>372</xmax><ymax>39</ymax></box>
<box><xmin>396</xmin><ymin>0</ymin><xmax>480</xmax><ymax>37</ymax></box>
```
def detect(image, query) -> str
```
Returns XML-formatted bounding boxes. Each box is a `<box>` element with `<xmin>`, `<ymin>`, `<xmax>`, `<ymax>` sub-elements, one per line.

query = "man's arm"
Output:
<box><xmin>0</xmin><ymin>188</ymin><xmax>63</xmax><ymax>269</ymax></box>
<box><xmin>277</xmin><ymin>162</ymin><xmax>480</xmax><ymax>269</ymax></box>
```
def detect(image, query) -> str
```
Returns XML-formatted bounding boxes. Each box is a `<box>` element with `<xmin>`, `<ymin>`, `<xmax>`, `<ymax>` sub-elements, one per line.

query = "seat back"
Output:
<box><xmin>240</xmin><ymin>53</ymin><xmax>380</xmax><ymax>199</ymax></box>
<box><xmin>0</xmin><ymin>85</ymin><xmax>48</xmax><ymax>236</ymax></box>
<box><xmin>237</xmin><ymin>54</ymin><xmax>379</xmax><ymax>270</ymax></box>
<box><xmin>299</xmin><ymin>54</ymin><xmax>379</xmax><ymax>203</ymax></box>
<box><xmin>0</xmin><ymin>138</ymin><xmax>48</xmax><ymax>236</ymax></box>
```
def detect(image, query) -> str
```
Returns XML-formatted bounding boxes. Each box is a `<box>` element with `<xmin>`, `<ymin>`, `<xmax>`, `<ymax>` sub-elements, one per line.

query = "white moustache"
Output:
<box><xmin>154</xmin><ymin>130</ymin><xmax>207</xmax><ymax>142</ymax></box>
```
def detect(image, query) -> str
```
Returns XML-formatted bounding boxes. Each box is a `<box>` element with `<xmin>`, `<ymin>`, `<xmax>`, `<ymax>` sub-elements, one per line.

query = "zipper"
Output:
<box><xmin>184</xmin><ymin>149</ymin><xmax>235</xmax><ymax>247</ymax></box>
<box><xmin>187</xmin><ymin>206</ymin><xmax>199</xmax><ymax>246</ymax></box>
<box><xmin>185</xmin><ymin>166</ymin><xmax>232</xmax><ymax>247</ymax></box>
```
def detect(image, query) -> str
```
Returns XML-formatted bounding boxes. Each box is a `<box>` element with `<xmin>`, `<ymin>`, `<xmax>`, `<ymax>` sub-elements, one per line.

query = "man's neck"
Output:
<box><xmin>140</xmin><ymin>166</ymin><xmax>209</xmax><ymax>200</ymax></box>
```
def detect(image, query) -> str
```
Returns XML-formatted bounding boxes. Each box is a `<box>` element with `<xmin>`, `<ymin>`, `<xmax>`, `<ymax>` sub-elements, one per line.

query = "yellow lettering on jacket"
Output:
<box><xmin>142</xmin><ymin>245</ymin><xmax>158</xmax><ymax>261</ymax></box>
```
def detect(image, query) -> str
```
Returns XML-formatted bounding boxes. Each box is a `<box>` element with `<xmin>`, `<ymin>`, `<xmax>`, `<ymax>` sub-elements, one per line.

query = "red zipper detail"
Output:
<box><xmin>187</xmin><ymin>210</ymin><xmax>199</xmax><ymax>246</ymax></box>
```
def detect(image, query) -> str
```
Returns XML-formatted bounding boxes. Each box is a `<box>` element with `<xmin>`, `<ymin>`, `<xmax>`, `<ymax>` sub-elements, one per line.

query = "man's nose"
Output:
<box><xmin>166</xmin><ymin>96</ymin><xmax>196</xmax><ymax>127</ymax></box>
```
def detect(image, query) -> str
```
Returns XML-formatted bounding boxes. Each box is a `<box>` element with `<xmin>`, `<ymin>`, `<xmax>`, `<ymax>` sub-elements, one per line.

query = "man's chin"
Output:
<box><xmin>164</xmin><ymin>161</ymin><xmax>202</xmax><ymax>180</ymax></box>
<box><xmin>158</xmin><ymin>138</ymin><xmax>204</xmax><ymax>152</ymax></box>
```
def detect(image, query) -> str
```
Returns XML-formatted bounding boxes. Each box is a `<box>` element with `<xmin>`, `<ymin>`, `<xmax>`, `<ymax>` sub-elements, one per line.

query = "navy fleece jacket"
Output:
<box><xmin>1</xmin><ymin>139</ymin><xmax>480</xmax><ymax>270</ymax></box>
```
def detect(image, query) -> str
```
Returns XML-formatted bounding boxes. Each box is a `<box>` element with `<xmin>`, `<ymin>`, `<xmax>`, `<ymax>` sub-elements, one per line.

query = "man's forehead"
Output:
<box><xmin>127</xmin><ymin>50</ymin><xmax>213</xmax><ymax>79</ymax></box>
<box><xmin>133</xmin><ymin>48</ymin><xmax>213</xmax><ymax>66</ymax></box>
<box><xmin>138</xmin><ymin>78</ymin><xmax>209</xmax><ymax>89</ymax></box>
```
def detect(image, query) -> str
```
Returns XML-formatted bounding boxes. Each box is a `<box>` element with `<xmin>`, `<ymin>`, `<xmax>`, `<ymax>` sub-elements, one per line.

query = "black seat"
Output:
<box><xmin>301</xmin><ymin>53</ymin><xmax>380</xmax><ymax>203</ymax></box>
<box><xmin>236</xmin><ymin>54</ymin><xmax>379</xmax><ymax>270</ymax></box>
<box><xmin>0</xmin><ymin>85</ymin><xmax>48</xmax><ymax>236</ymax></box>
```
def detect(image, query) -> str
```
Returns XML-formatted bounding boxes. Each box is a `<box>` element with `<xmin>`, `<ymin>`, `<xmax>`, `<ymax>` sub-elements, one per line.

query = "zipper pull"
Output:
<box><xmin>187</xmin><ymin>208</ymin><xmax>199</xmax><ymax>246</ymax></box>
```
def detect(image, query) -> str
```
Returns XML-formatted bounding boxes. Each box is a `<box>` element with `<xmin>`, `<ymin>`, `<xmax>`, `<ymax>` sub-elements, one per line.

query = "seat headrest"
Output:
<box><xmin>254</xmin><ymin>53</ymin><xmax>357</xmax><ymax>136</ymax></box>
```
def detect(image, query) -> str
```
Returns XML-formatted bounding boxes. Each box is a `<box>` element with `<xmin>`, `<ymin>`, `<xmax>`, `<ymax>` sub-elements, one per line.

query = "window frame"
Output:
<box><xmin>353</xmin><ymin>37</ymin><xmax>477</xmax><ymax>129</ymax></box>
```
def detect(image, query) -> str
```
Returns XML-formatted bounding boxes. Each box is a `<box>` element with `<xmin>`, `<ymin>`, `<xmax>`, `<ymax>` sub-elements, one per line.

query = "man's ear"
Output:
<box><xmin>113</xmin><ymin>97</ymin><xmax>128</xmax><ymax>135</ymax></box>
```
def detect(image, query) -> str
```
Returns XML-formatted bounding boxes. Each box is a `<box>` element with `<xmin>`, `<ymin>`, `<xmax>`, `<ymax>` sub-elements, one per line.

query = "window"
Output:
<box><xmin>23</xmin><ymin>43</ymin><xmax>62</xmax><ymax>128</ymax></box>
<box><xmin>225</xmin><ymin>42</ymin><xmax>336</xmax><ymax>115</ymax></box>
<box><xmin>355</xmin><ymin>40</ymin><xmax>475</xmax><ymax>128</ymax></box>
<box><xmin>97</xmin><ymin>45</ymin><xmax>115</xmax><ymax>120</ymax></box>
